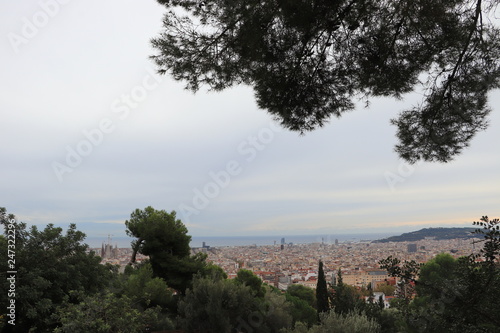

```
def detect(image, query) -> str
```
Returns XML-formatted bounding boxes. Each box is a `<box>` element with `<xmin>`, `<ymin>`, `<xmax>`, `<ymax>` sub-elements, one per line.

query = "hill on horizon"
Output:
<box><xmin>373</xmin><ymin>227</ymin><xmax>478</xmax><ymax>243</ymax></box>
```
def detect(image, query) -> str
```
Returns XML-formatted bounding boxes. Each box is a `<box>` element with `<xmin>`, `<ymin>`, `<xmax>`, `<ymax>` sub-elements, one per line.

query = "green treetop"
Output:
<box><xmin>125</xmin><ymin>206</ymin><xmax>206</xmax><ymax>294</ymax></box>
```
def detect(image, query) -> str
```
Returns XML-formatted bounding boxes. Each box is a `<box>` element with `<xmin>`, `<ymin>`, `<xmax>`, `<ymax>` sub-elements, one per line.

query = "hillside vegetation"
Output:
<box><xmin>373</xmin><ymin>227</ymin><xmax>477</xmax><ymax>243</ymax></box>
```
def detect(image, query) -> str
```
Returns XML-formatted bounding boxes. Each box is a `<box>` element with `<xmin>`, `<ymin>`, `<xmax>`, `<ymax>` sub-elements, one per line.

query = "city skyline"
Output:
<box><xmin>1</xmin><ymin>0</ymin><xmax>499</xmax><ymax>239</ymax></box>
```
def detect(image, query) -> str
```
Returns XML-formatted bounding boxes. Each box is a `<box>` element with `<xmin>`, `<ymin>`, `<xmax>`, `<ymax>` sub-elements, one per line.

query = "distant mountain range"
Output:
<box><xmin>373</xmin><ymin>227</ymin><xmax>479</xmax><ymax>243</ymax></box>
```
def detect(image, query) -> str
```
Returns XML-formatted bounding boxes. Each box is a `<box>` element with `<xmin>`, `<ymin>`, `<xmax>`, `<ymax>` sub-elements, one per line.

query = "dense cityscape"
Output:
<box><xmin>96</xmin><ymin>235</ymin><xmax>482</xmax><ymax>293</ymax></box>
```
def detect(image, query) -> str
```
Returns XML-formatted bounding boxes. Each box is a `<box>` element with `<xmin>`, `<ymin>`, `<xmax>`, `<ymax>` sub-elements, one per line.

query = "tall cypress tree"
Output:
<box><xmin>336</xmin><ymin>268</ymin><xmax>343</xmax><ymax>286</ymax></box>
<box><xmin>316</xmin><ymin>260</ymin><xmax>329</xmax><ymax>317</ymax></box>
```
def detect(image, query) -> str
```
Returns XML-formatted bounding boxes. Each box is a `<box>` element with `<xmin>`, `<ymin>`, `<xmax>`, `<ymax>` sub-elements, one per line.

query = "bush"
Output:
<box><xmin>283</xmin><ymin>310</ymin><xmax>380</xmax><ymax>333</ymax></box>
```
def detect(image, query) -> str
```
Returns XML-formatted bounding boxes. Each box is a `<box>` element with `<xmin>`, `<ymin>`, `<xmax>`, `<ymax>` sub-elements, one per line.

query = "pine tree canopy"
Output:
<box><xmin>151</xmin><ymin>0</ymin><xmax>500</xmax><ymax>163</ymax></box>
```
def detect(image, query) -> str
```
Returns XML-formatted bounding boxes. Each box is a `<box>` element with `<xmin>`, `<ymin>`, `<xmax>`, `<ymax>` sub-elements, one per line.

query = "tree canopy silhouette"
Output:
<box><xmin>125</xmin><ymin>206</ymin><xmax>206</xmax><ymax>293</ymax></box>
<box><xmin>151</xmin><ymin>0</ymin><xmax>500</xmax><ymax>163</ymax></box>
<box><xmin>0</xmin><ymin>208</ymin><xmax>113</xmax><ymax>332</ymax></box>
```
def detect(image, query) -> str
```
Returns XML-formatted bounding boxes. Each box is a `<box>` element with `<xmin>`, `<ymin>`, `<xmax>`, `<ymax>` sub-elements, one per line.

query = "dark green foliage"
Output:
<box><xmin>200</xmin><ymin>261</ymin><xmax>228</xmax><ymax>280</ymax></box>
<box><xmin>329</xmin><ymin>269</ymin><xmax>363</xmax><ymax>315</ymax></box>
<box><xmin>54</xmin><ymin>293</ymin><xmax>173</xmax><ymax>333</ymax></box>
<box><xmin>374</xmin><ymin>308</ymin><xmax>407</xmax><ymax>333</ymax></box>
<box><xmin>0</xmin><ymin>208</ymin><xmax>113</xmax><ymax>332</ymax></box>
<box><xmin>317</xmin><ymin>310</ymin><xmax>381</xmax><ymax>333</ymax></box>
<box><xmin>287</xmin><ymin>284</ymin><xmax>316</xmax><ymax>309</ymax></box>
<box><xmin>234</xmin><ymin>269</ymin><xmax>265</xmax><ymax>297</ymax></box>
<box><xmin>407</xmin><ymin>255</ymin><xmax>500</xmax><ymax>332</ymax></box>
<box><xmin>179</xmin><ymin>276</ymin><xmax>295</xmax><ymax>333</ymax></box>
<box><xmin>373</xmin><ymin>227</ymin><xmax>477</xmax><ymax>243</ymax></box>
<box><xmin>330</xmin><ymin>283</ymin><xmax>365</xmax><ymax>316</ymax></box>
<box><xmin>283</xmin><ymin>310</ymin><xmax>381</xmax><ymax>333</ymax></box>
<box><xmin>151</xmin><ymin>0</ymin><xmax>500</xmax><ymax>162</ymax></box>
<box><xmin>178</xmin><ymin>276</ymin><xmax>261</xmax><ymax>333</ymax></box>
<box><xmin>126</xmin><ymin>206</ymin><xmax>191</xmax><ymax>263</ymax></box>
<box><xmin>125</xmin><ymin>206</ymin><xmax>207</xmax><ymax>293</ymax></box>
<box><xmin>377</xmin><ymin>295</ymin><xmax>384</xmax><ymax>310</ymax></box>
<box><xmin>473</xmin><ymin>216</ymin><xmax>500</xmax><ymax>264</ymax></box>
<box><xmin>149</xmin><ymin>252</ymin><xmax>208</xmax><ymax>295</ymax></box>
<box><xmin>315</xmin><ymin>261</ymin><xmax>329</xmax><ymax>315</ymax></box>
<box><xmin>415</xmin><ymin>253</ymin><xmax>457</xmax><ymax>299</ymax></box>
<box><xmin>336</xmin><ymin>267</ymin><xmax>343</xmax><ymax>285</ymax></box>
<box><xmin>54</xmin><ymin>263</ymin><xmax>176</xmax><ymax>333</ymax></box>
<box><xmin>120</xmin><ymin>263</ymin><xmax>173</xmax><ymax>310</ymax></box>
<box><xmin>262</xmin><ymin>288</ymin><xmax>294</xmax><ymax>332</ymax></box>
<box><xmin>284</xmin><ymin>293</ymin><xmax>317</xmax><ymax>328</ymax></box>
<box><xmin>380</xmin><ymin>216</ymin><xmax>500</xmax><ymax>332</ymax></box>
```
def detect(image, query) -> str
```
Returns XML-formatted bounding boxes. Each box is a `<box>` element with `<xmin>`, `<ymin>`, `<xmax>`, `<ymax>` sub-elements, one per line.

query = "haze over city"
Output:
<box><xmin>1</xmin><ymin>0</ymin><xmax>499</xmax><ymax>239</ymax></box>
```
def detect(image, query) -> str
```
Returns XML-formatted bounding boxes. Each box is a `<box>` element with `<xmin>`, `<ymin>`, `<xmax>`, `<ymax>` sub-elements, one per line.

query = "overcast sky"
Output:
<box><xmin>1</xmin><ymin>0</ymin><xmax>499</xmax><ymax>240</ymax></box>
